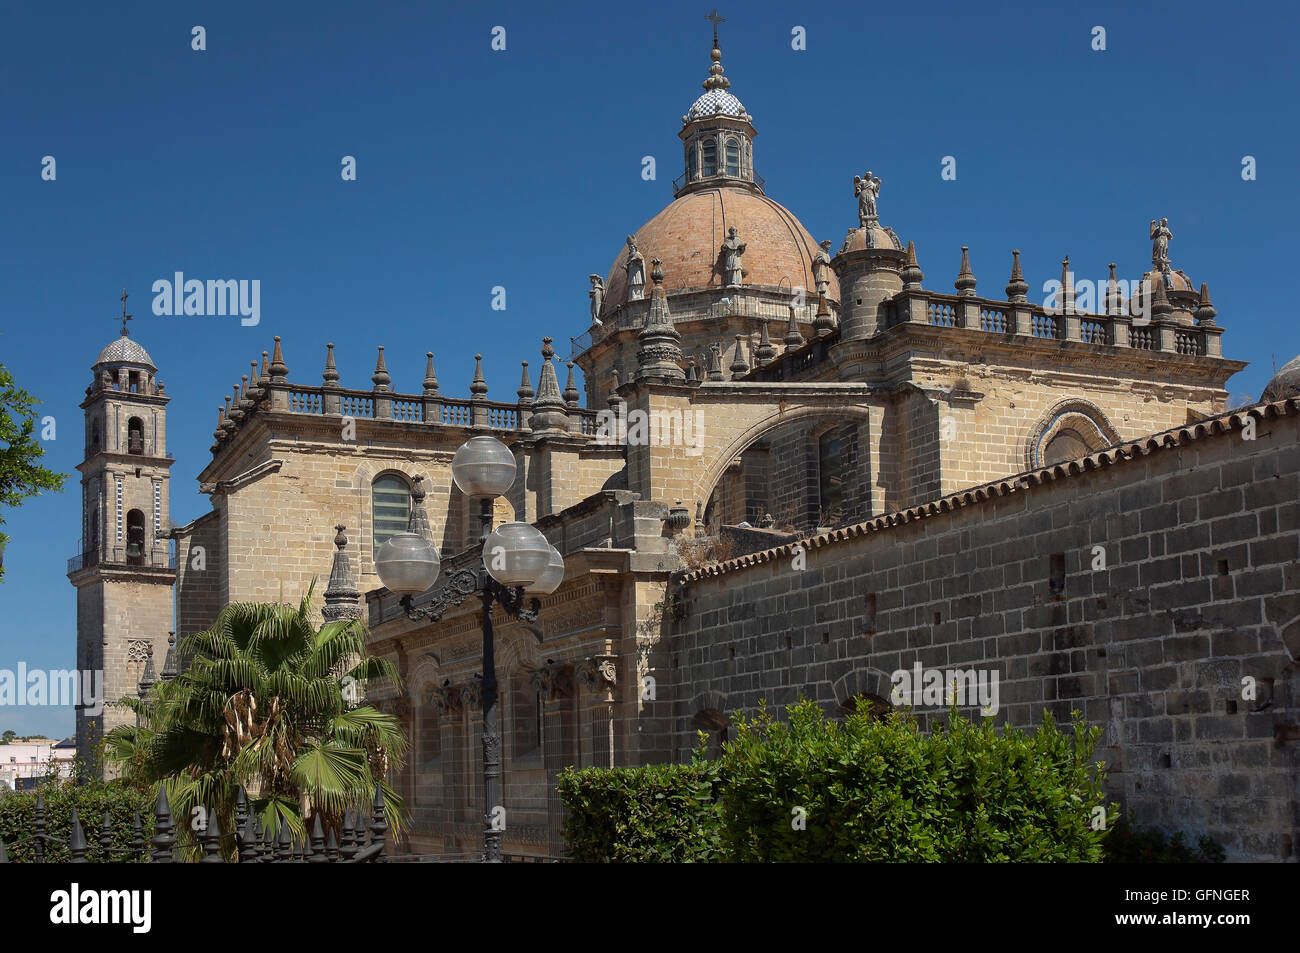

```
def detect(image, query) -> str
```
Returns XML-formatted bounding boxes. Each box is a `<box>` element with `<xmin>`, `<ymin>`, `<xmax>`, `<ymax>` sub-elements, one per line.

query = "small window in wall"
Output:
<box><xmin>372</xmin><ymin>474</ymin><xmax>411</xmax><ymax>549</ymax></box>
<box><xmin>818</xmin><ymin>429</ymin><xmax>845</xmax><ymax>526</ymax></box>
<box><xmin>702</xmin><ymin>138</ymin><xmax>717</xmax><ymax>177</ymax></box>
<box><xmin>725</xmin><ymin>138</ymin><xmax>740</xmax><ymax>176</ymax></box>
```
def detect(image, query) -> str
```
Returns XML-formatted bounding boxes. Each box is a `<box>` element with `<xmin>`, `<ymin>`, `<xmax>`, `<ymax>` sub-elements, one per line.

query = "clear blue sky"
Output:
<box><xmin>2</xmin><ymin>0</ymin><xmax>1297</xmax><ymax>736</ymax></box>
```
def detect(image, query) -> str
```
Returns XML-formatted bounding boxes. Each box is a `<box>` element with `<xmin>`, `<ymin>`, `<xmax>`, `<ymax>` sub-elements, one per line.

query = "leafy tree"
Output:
<box><xmin>0</xmin><ymin>363</ymin><xmax>67</xmax><ymax>580</ymax></box>
<box><xmin>104</xmin><ymin>586</ymin><xmax>407</xmax><ymax>846</ymax></box>
<box><xmin>1</xmin><ymin>730</ymin><xmax>15</xmax><ymax>745</ymax></box>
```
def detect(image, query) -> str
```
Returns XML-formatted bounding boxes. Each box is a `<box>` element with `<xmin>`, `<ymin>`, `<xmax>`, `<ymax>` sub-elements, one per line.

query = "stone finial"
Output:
<box><xmin>323</xmin><ymin>523</ymin><xmax>363</xmax><ymax>621</ymax></box>
<box><xmin>902</xmin><ymin>240</ymin><xmax>924</xmax><ymax>289</ymax></box>
<box><xmin>694</xmin><ymin>500</ymin><xmax>705</xmax><ymax>534</ymax></box>
<box><xmin>238</xmin><ymin>375</ymin><xmax>252</xmax><ymax>413</ymax></box>
<box><xmin>470</xmin><ymin>353</ymin><xmax>488</xmax><ymax>398</ymax></box>
<box><xmin>517</xmin><ymin>361</ymin><xmax>534</xmax><ymax>403</ymax></box>
<box><xmin>247</xmin><ymin>361</ymin><xmax>263</xmax><ymax>400</ymax></box>
<box><xmin>371</xmin><ymin>346</ymin><xmax>391</xmax><ymax>391</ymax></box>
<box><xmin>406</xmin><ymin>478</ymin><xmax>434</xmax><ymax>541</ymax></box>
<box><xmin>228</xmin><ymin>385</ymin><xmax>245</xmax><ymax>424</ymax></box>
<box><xmin>635</xmin><ymin>261</ymin><xmax>685</xmax><ymax>381</ymax></box>
<box><xmin>1195</xmin><ymin>282</ymin><xmax>1218</xmax><ymax>326</ymax></box>
<box><xmin>1105</xmin><ymin>262</ymin><xmax>1123</xmax><ymax>316</ymax></box>
<box><xmin>755</xmin><ymin>320</ymin><xmax>776</xmax><ymax>365</ymax></box>
<box><xmin>1058</xmin><ymin>257</ymin><xmax>1075</xmax><ymax>314</ymax></box>
<box><xmin>563</xmin><ymin>362</ymin><xmax>580</xmax><ymax>406</ymax></box>
<box><xmin>707</xmin><ymin>343</ymin><xmax>725</xmax><ymax>381</ymax></box>
<box><xmin>221</xmin><ymin>396</ymin><xmax>234</xmax><ymax>433</ymax></box>
<box><xmin>269</xmin><ymin>336</ymin><xmax>288</xmax><ymax>381</ymax></box>
<box><xmin>1005</xmin><ymin>250</ymin><xmax>1029</xmax><ymax>302</ymax></box>
<box><xmin>954</xmin><ymin>246</ymin><xmax>977</xmax><ymax>296</ymax></box>
<box><xmin>729</xmin><ymin>333</ymin><xmax>750</xmax><ymax>376</ymax></box>
<box><xmin>422</xmin><ymin>352</ymin><xmax>439</xmax><ymax>395</ymax></box>
<box><xmin>137</xmin><ymin>644</ymin><xmax>157</xmax><ymax>700</ymax></box>
<box><xmin>160</xmin><ymin>632</ymin><xmax>178</xmax><ymax>681</ymax></box>
<box><xmin>783</xmin><ymin>305</ymin><xmax>805</xmax><ymax>349</ymax></box>
<box><xmin>214</xmin><ymin>406</ymin><xmax>227</xmax><ymax>442</ymax></box>
<box><xmin>322</xmin><ymin>343</ymin><xmax>340</xmax><ymax>387</ymax></box>
<box><xmin>260</xmin><ymin>351</ymin><xmax>270</xmax><ymax>383</ymax></box>
<box><xmin>813</xmin><ymin>291</ymin><xmax>835</xmax><ymax>338</ymax></box>
<box><xmin>530</xmin><ymin>340</ymin><xmax>568</xmax><ymax>432</ymax></box>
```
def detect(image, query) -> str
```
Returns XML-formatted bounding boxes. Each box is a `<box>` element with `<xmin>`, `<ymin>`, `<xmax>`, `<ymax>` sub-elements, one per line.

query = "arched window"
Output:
<box><xmin>1042</xmin><ymin>428</ymin><xmax>1091</xmax><ymax>467</ymax></box>
<box><xmin>701</xmin><ymin>138</ymin><xmax>717</xmax><ymax>177</ymax></box>
<box><xmin>372</xmin><ymin>474</ymin><xmax>411</xmax><ymax>549</ymax></box>
<box><xmin>725</xmin><ymin>138</ymin><xmax>740</xmax><ymax>176</ymax></box>
<box><xmin>418</xmin><ymin>691</ymin><xmax>441</xmax><ymax>768</ymax></box>
<box><xmin>512</xmin><ymin>675</ymin><xmax>541</xmax><ymax>759</ymax></box>
<box><xmin>818</xmin><ymin>429</ymin><xmax>845</xmax><ymax>526</ymax></box>
<box><xmin>125</xmin><ymin>509</ymin><xmax>146</xmax><ymax>565</ymax></box>
<box><xmin>693</xmin><ymin>709</ymin><xmax>729</xmax><ymax>760</ymax></box>
<box><xmin>127</xmin><ymin>417</ymin><xmax>144</xmax><ymax>455</ymax></box>
<box><xmin>837</xmin><ymin>693</ymin><xmax>891</xmax><ymax>721</ymax></box>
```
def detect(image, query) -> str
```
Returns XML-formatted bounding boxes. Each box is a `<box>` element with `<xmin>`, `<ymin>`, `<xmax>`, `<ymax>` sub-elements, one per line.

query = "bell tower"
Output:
<box><xmin>68</xmin><ymin>291</ymin><xmax>177</xmax><ymax>774</ymax></box>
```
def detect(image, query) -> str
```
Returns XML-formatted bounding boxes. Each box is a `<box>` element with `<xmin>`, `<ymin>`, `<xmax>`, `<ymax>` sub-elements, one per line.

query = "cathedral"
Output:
<box><xmin>70</xmin><ymin>31</ymin><xmax>1300</xmax><ymax>861</ymax></box>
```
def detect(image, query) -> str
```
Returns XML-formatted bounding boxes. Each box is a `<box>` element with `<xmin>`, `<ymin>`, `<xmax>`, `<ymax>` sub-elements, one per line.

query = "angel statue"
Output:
<box><xmin>854</xmin><ymin>171</ymin><xmax>882</xmax><ymax>228</ymax></box>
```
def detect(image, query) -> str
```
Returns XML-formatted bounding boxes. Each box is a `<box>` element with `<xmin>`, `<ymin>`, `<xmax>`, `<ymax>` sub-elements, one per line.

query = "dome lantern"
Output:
<box><xmin>675</xmin><ymin>14</ymin><xmax>761</xmax><ymax>198</ymax></box>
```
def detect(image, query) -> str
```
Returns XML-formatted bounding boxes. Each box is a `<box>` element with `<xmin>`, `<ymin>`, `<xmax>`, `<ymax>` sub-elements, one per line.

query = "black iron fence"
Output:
<box><xmin>0</xmin><ymin>785</ymin><xmax>389</xmax><ymax>864</ymax></box>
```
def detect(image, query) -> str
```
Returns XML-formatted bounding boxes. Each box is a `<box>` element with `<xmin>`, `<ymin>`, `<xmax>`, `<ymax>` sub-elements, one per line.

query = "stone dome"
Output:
<box><xmin>602</xmin><ymin>187</ymin><xmax>838</xmax><ymax>318</ymax></box>
<box><xmin>839</xmin><ymin>225</ymin><xmax>905</xmax><ymax>255</ymax></box>
<box><xmin>1262</xmin><ymin>354</ymin><xmax>1300</xmax><ymax>403</ymax></box>
<box><xmin>1127</xmin><ymin>268</ymin><xmax>1198</xmax><ymax>314</ymax></box>
<box><xmin>1138</xmin><ymin>268</ymin><xmax>1195</xmax><ymax>295</ymax></box>
<box><xmin>94</xmin><ymin>333</ymin><xmax>156</xmax><ymax>371</ymax></box>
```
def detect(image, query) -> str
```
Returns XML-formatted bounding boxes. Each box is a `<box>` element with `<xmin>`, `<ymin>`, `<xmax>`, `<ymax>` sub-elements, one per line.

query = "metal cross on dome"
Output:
<box><xmin>118</xmin><ymin>287</ymin><xmax>133</xmax><ymax>336</ymax></box>
<box><xmin>706</xmin><ymin>8</ymin><xmax>725</xmax><ymax>48</ymax></box>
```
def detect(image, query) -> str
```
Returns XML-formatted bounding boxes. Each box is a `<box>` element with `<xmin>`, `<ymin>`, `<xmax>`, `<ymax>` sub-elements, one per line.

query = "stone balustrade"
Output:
<box><xmin>889</xmin><ymin>290</ymin><xmax>1220</xmax><ymax>358</ymax></box>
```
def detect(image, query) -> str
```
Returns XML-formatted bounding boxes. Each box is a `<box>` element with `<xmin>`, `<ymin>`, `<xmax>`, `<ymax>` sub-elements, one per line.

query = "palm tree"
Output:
<box><xmin>105</xmin><ymin>585</ymin><xmax>406</xmax><ymax>848</ymax></box>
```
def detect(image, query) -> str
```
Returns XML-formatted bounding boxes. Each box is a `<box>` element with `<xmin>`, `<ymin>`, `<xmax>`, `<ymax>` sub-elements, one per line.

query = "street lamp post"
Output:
<box><xmin>375</xmin><ymin>435</ymin><xmax>563</xmax><ymax>863</ymax></box>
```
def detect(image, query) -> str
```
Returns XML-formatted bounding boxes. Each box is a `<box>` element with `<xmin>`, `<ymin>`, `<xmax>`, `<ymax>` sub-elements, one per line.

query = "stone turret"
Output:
<box><xmin>832</xmin><ymin>176</ymin><xmax>907</xmax><ymax>341</ymax></box>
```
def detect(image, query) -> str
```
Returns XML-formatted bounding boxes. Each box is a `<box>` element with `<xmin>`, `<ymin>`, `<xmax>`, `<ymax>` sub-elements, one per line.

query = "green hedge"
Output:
<box><xmin>557</xmin><ymin>700</ymin><xmax>1117</xmax><ymax>862</ymax></box>
<box><xmin>556</xmin><ymin>760</ymin><xmax>723</xmax><ymax>862</ymax></box>
<box><xmin>0</xmin><ymin>781</ymin><xmax>155</xmax><ymax>863</ymax></box>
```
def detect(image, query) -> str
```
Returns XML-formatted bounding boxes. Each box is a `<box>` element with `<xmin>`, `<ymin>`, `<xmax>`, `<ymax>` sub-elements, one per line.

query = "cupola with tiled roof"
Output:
<box><xmin>675</xmin><ymin>11</ymin><xmax>761</xmax><ymax>199</ymax></box>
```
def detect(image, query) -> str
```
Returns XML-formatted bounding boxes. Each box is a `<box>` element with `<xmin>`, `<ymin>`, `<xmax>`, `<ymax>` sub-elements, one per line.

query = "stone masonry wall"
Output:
<box><xmin>673</xmin><ymin>403</ymin><xmax>1300</xmax><ymax>862</ymax></box>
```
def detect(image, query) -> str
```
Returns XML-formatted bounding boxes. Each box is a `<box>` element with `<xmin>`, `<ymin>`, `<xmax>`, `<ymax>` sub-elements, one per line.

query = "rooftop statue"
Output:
<box><xmin>588</xmin><ymin>274</ymin><xmax>605</xmax><ymax>325</ymax></box>
<box><xmin>625</xmin><ymin>236</ymin><xmax>646</xmax><ymax>301</ymax></box>
<box><xmin>721</xmin><ymin>226</ymin><xmax>747</xmax><ymax>287</ymax></box>
<box><xmin>1150</xmin><ymin>218</ymin><xmax>1173</xmax><ymax>271</ymax></box>
<box><xmin>854</xmin><ymin>171</ymin><xmax>882</xmax><ymax>228</ymax></box>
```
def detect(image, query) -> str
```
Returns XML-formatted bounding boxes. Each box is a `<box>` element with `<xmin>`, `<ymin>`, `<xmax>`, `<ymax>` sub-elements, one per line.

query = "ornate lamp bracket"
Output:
<box><xmin>403</xmin><ymin>567</ymin><xmax>540</xmax><ymax>623</ymax></box>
